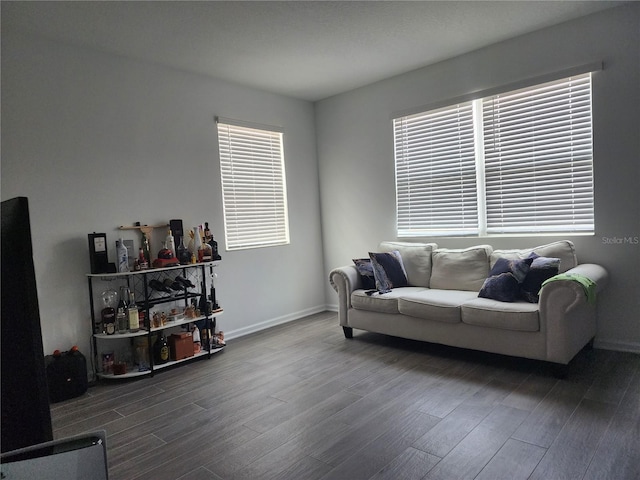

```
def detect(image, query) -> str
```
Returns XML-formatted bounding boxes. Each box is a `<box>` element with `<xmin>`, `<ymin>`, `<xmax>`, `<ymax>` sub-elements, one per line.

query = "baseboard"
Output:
<box><xmin>594</xmin><ymin>338</ymin><xmax>640</xmax><ymax>354</ymax></box>
<box><xmin>326</xmin><ymin>303</ymin><xmax>338</xmax><ymax>312</ymax></box>
<box><xmin>224</xmin><ymin>305</ymin><xmax>328</xmax><ymax>340</ymax></box>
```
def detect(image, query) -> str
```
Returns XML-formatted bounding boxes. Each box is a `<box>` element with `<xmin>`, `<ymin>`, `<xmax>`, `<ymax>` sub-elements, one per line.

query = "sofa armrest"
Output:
<box><xmin>329</xmin><ymin>265</ymin><xmax>362</xmax><ymax>327</ymax></box>
<box><xmin>539</xmin><ymin>263</ymin><xmax>608</xmax><ymax>364</ymax></box>
<box><xmin>561</xmin><ymin>263</ymin><xmax>609</xmax><ymax>293</ymax></box>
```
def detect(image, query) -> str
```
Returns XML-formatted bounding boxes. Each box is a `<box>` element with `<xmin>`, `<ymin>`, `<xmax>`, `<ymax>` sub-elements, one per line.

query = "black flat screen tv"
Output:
<box><xmin>1</xmin><ymin>196</ymin><xmax>53</xmax><ymax>453</ymax></box>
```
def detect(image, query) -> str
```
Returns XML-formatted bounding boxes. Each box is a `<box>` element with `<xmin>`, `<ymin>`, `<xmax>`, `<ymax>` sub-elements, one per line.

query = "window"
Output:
<box><xmin>393</xmin><ymin>72</ymin><xmax>594</xmax><ymax>237</ymax></box>
<box><xmin>216</xmin><ymin>118</ymin><xmax>290</xmax><ymax>250</ymax></box>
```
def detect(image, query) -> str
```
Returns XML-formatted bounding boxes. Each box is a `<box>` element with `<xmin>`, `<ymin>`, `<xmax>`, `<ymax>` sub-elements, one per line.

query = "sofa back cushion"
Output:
<box><xmin>490</xmin><ymin>240</ymin><xmax>577</xmax><ymax>273</ymax></box>
<box><xmin>430</xmin><ymin>245</ymin><xmax>492</xmax><ymax>291</ymax></box>
<box><xmin>379</xmin><ymin>241</ymin><xmax>437</xmax><ymax>288</ymax></box>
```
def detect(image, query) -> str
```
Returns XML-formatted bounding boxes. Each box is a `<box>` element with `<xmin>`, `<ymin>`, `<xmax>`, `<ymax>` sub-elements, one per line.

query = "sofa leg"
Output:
<box><xmin>342</xmin><ymin>327</ymin><xmax>353</xmax><ymax>339</ymax></box>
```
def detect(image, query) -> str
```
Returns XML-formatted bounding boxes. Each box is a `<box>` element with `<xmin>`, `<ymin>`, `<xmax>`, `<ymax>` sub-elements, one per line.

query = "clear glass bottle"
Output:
<box><xmin>118</xmin><ymin>286</ymin><xmax>129</xmax><ymax>312</ymax></box>
<box><xmin>177</xmin><ymin>238</ymin><xmax>190</xmax><ymax>265</ymax></box>
<box><xmin>165</xmin><ymin>228</ymin><xmax>176</xmax><ymax>258</ymax></box>
<box><xmin>99</xmin><ymin>289</ymin><xmax>118</xmax><ymax>334</ymax></box>
<box><xmin>194</xmin><ymin>226</ymin><xmax>203</xmax><ymax>262</ymax></box>
<box><xmin>137</xmin><ymin>247</ymin><xmax>148</xmax><ymax>270</ymax></box>
<box><xmin>116</xmin><ymin>307</ymin><xmax>127</xmax><ymax>334</ymax></box>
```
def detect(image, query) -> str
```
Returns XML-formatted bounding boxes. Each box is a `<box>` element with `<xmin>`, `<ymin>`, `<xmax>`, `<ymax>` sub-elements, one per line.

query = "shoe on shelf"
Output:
<box><xmin>149</xmin><ymin>279</ymin><xmax>172</xmax><ymax>293</ymax></box>
<box><xmin>164</xmin><ymin>278</ymin><xmax>183</xmax><ymax>291</ymax></box>
<box><xmin>175</xmin><ymin>276</ymin><xmax>195</xmax><ymax>289</ymax></box>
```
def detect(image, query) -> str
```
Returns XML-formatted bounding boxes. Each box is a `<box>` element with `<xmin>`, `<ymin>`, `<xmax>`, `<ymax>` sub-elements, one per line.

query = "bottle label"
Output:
<box><xmin>129</xmin><ymin>309</ymin><xmax>140</xmax><ymax>331</ymax></box>
<box><xmin>160</xmin><ymin>346</ymin><xmax>169</xmax><ymax>361</ymax></box>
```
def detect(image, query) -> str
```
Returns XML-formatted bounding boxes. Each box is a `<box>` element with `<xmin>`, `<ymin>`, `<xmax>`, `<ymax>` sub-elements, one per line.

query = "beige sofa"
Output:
<box><xmin>329</xmin><ymin>240</ymin><xmax>608</xmax><ymax>372</ymax></box>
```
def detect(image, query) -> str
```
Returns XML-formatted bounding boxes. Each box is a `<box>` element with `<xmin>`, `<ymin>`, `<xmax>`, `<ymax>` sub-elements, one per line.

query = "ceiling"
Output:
<box><xmin>2</xmin><ymin>1</ymin><xmax>626</xmax><ymax>101</ymax></box>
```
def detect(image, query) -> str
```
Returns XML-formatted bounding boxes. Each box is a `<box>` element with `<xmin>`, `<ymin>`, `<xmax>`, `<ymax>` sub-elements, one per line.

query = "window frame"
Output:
<box><xmin>216</xmin><ymin>117</ymin><xmax>290</xmax><ymax>251</ymax></box>
<box><xmin>392</xmin><ymin>66</ymin><xmax>599</xmax><ymax>238</ymax></box>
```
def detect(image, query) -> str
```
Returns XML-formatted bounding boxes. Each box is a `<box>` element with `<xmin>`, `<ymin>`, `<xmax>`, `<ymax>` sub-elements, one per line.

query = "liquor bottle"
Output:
<box><xmin>118</xmin><ymin>286</ymin><xmax>129</xmax><ymax>312</ymax></box>
<box><xmin>137</xmin><ymin>247</ymin><xmax>148</xmax><ymax>270</ymax></box>
<box><xmin>105</xmin><ymin>308</ymin><xmax>118</xmax><ymax>335</ymax></box>
<box><xmin>154</xmin><ymin>333</ymin><xmax>169</xmax><ymax>364</ymax></box>
<box><xmin>127</xmin><ymin>291</ymin><xmax>140</xmax><ymax>332</ymax></box>
<box><xmin>165</xmin><ymin>228</ymin><xmax>176</xmax><ymax>258</ymax></box>
<box><xmin>210</xmin><ymin>235</ymin><xmax>221</xmax><ymax>260</ymax></box>
<box><xmin>99</xmin><ymin>289</ymin><xmax>118</xmax><ymax>334</ymax></box>
<box><xmin>194</xmin><ymin>226</ymin><xmax>203</xmax><ymax>262</ymax></box>
<box><xmin>141</xmin><ymin>231</ymin><xmax>151</xmax><ymax>265</ymax></box>
<box><xmin>201</xmin><ymin>241</ymin><xmax>212</xmax><ymax>262</ymax></box>
<box><xmin>117</xmin><ymin>239</ymin><xmax>129</xmax><ymax>272</ymax></box>
<box><xmin>115</xmin><ymin>307</ymin><xmax>127</xmax><ymax>334</ymax></box>
<box><xmin>177</xmin><ymin>238</ymin><xmax>190</xmax><ymax>265</ymax></box>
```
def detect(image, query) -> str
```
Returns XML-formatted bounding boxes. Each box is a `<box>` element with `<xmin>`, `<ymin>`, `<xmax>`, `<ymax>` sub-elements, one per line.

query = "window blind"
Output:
<box><xmin>393</xmin><ymin>71</ymin><xmax>594</xmax><ymax>237</ymax></box>
<box><xmin>394</xmin><ymin>102</ymin><xmax>478</xmax><ymax>236</ymax></box>
<box><xmin>216</xmin><ymin>119</ymin><xmax>290</xmax><ymax>250</ymax></box>
<box><xmin>482</xmin><ymin>73</ymin><xmax>594</xmax><ymax>233</ymax></box>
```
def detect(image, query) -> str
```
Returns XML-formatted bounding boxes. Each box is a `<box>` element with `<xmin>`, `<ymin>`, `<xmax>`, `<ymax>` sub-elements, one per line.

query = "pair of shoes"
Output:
<box><xmin>174</xmin><ymin>276</ymin><xmax>195</xmax><ymax>289</ymax></box>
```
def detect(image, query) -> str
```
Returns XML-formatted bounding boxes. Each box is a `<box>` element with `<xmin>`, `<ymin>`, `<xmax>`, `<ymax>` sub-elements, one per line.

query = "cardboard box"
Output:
<box><xmin>170</xmin><ymin>332</ymin><xmax>194</xmax><ymax>361</ymax></box>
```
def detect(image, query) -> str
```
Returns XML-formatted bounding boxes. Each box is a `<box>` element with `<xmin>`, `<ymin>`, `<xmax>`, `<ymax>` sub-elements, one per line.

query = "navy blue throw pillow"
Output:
<box><xmin>478</xmin><ymin>272</ymin><xmax>520</xmax><ymax>302</ymax></box>
<box><xmin>369</xmin><ymin>251</ymin><xmax>408</xmax><ymax>293</ymax></box>
<box><xmin>489</xmin><ymin>257</ymin><xmax>533</xmax><ymax>283</ymax></box>
<box><xmin>520</xmin><ymin>253</ymin><xmax>560</xmax><ymax>303</ymax></box>
<box><xmin>352</xmin><ymin>258</ymin><xmax>376</xmax><ymax>290</ymax></box>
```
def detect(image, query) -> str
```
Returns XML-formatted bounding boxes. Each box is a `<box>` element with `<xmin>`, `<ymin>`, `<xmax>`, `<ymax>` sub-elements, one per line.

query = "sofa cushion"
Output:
<box><xmin>478</xmin><ymin>272</ymin><xmax>521</xmax><ymax>302</ymax></box>
<box><xmin>491</xmin><ymin>240</ymin><xmax>576</xmax><ymax>273</ymax></box>
<box><xmin>398</xmin><ymin>289</ymin><xmax>478</xmax><ymax>324</ymax></box>
<box><xmin>461</xmin><ymin>298</ymin><xmax>540</xmax><ymax>332</ymax></box>
<box><xmin>369</xmin><ymin>251</ymin><xmax>409</xmax><ymax>293</ymax></box>
<box><xmin>351</xmin><ymin>287</ymin><xmax>427</xmax><ymax>314</ymax></box>
<box><xmin>352</xmin><ymin>258</ymin><xmax>376</xmax><ymax>290</ymax></box>
<box><xmin>520</xmin><ymin>254</ymin><xmax>560</xmax><ymax>303</ymax></box>
<box><xmin>430</xmin><ymin>245</ymin><xmax>492</xmax><ymax>291</ymax></box>
<box><xmin>379</xmin><ymin>241</ymin><xmax>437</xmax><ymax>288</ymax></box>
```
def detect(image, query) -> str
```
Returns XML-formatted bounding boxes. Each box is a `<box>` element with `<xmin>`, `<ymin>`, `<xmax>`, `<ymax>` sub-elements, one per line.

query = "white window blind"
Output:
<box><xmin>216</xmin><ymin>118</ymin><xmax>290</xmax><ymax>250</ymax></box>
<box><xmin>394</xmin><ymin>103</ymin><xmax>478</xmax><ymax>236</ymax></box>
<box><xmin>393</xmin><ymin>72</ymin><xmax>594</xmax><ymax>237</ymax></box>
<box><xmin>483</xmin><ymin>74</ymin><xmax>594</xmax><ymax>233</ymax></box>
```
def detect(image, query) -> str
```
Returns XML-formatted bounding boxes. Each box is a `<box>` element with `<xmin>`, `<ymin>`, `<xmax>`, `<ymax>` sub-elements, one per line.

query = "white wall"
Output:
<box><xmin>1</xmin><ymin>30</ymin><xmax>325</xmax><ymax>357</ymax></box>
<box><xmin>317</xmin><ymin>4</ymin><xmax>640</xmax><ymax>352</ymax></box>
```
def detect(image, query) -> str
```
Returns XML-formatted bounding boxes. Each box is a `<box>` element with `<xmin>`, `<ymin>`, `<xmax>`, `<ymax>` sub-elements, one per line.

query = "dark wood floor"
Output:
<box><xmin>51</xmin><ymin>311</ymin><xmax>640</xmax><ymax>480</ymax></box>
